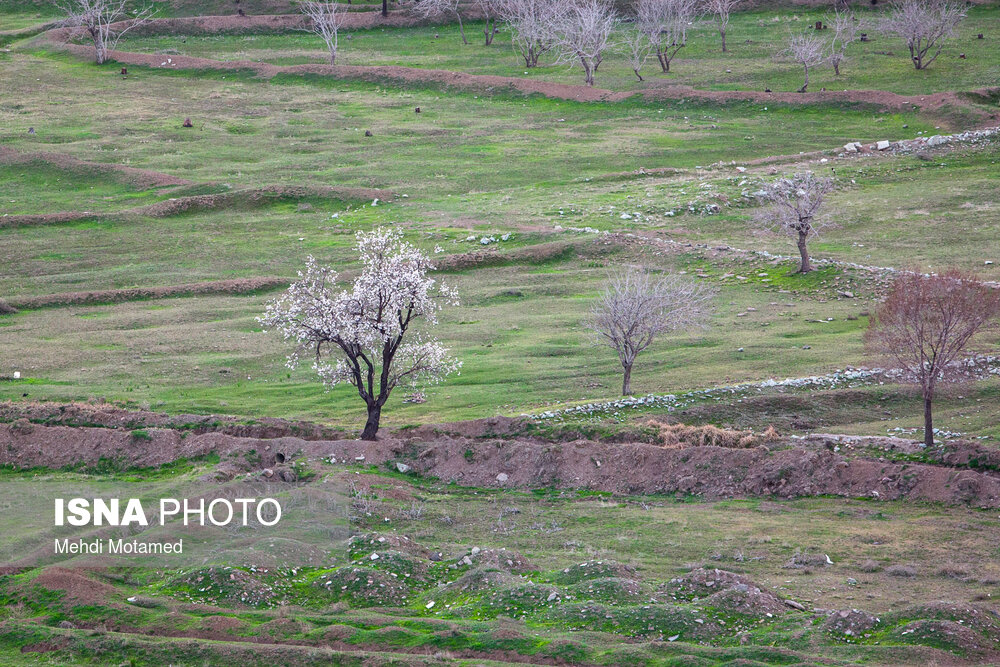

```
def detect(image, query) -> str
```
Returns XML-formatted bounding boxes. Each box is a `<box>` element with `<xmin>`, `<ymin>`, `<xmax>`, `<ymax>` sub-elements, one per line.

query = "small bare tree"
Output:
<box><xmin>411</xmin><ymin>0</ymin><xmax>469</xmax><ymax>44</ymax></box>
<box><xmin>259</xmin><ymin>229</ymin><xmax>461</xmax><ymax>440</ymax></box>
<box><xmin>828</xmin><ymin>7</ymin><xmax>859</xmax><ymax>75</ymax></box>
<box><xmin>704</xmin><ymin>0</ymin><xmax>740</xmax><ymax>52</ymax></box>
<box><xmin>57</xmin><ymin>0</ymin><xmax>155</xmax><ymax>65</ymax></box>
<box><xmin>753</xmin><ymin>171</ymin><xmax>834</xmax><ymax>273</ymax></box>
<box><xmin>497</xmin><ymin>0</ymin><xmax>563</xmax><ymax>67</ymax></box>
<box><xmin>880</xmin><ymin>0</ymin><xmax>966</xmax><ymax>70</ymax></box>
<box><xmin>551</xmin><ymin>0</ymin><xmax>617</xmax><ymax>86</ymax></box>
<box><xmin>865</xmin><ymin>271</ymin><xmax>1000</xmax><ymax>447</ymax></box>
<box><xmin>619</xmin><ymin>24</ymin><xmax>653</xmax><ymax>80</ymax></box>
<box><xmin>784</xmin><ymin>32</ymin><xmax>827</xmax><ymax>92</ymax></box>
<box><xmin>474</xmin><ymin>0</ymin><xmax>501</xmax><ymax>44</ymax></box>
<box><xmin>587</xmin><ymin>268</ymin><xmax>714</xmax><ymax>396</ymax></box>
<box><xmin>637</xmin><ymin>0</ymin><xmax>700</xmax><ymax>73</ymax></box>
<box><xmin>301</xmin><ymin>1</ymin><xmax>346</xmax><ymax>65</ymax></box>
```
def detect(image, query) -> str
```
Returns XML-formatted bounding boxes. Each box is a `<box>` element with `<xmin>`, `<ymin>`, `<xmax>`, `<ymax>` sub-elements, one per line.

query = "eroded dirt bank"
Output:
<box><xmin>2</xmin><ymin>410</ymin><xmax>998</xmax><ymax>507</ymax></box>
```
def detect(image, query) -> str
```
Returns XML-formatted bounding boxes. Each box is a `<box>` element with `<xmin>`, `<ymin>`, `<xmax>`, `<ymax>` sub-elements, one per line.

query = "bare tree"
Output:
<box><xmin>783</xmin><ymin>32</ymin><xmax>826</xmax><ymax>92</ymax></box>
<box><xmin>828</xmin><ymin>6</ymin><xmax>859</xmax><ymax>75</ymax></box>
<box><xmin>753</xmin><ymin>171</ymin><xmax>834</xmax><ymax>273</ymax></box>
<box><xmin>473</xmin><ymin>0</ymin><xmax>501</xmax><ymax>44</ymax></box>
<box><xmin>301</xmin><ymin>1</ymin><xmax>346</xmax><ymax>65</ymax></box>
<box><xmin>411</xmin><ymin>0</ymin><xmax>469</xmax><ymax>44</ymax></box>
<box><xmin>637</xmin><ymin>0</ymin><xmax>700</xmax><ymax>73</ymax></box>
<box><xmin>880</xmin><ymin>0</ymin><xmax>966</xmax><ymax>70</ymax></box>
<box><xmin>865</xmin><ymin>271</ymin><xmax>1000</xmax><ymax>447</ymax></box>
<box><xmin>704</xmin><ymin>0</ymin><xmax>740</xmax><ymax>52</ymax></box>
<box><xmin>619</xmin><ymin>24</ymin><xmax>653</xmax><ymax>80</ymax></box>
<box><xmin>551</xmin><ymin>0</ymin><xmax>617</xmax><ymax>86</ymax></box>
<box><xmin>259</xmin><ymin>229</ymin><xmax>461</xmax><ymax>440</ymax></box>
<box><xmin>497</xmin><ymin>0</ymin><xmax>563</xmax><ymax>67</ymax></box>
<box><xmin>57</xmin><ymin>0</ymin><xmax>155</xmax><ymax>65</ymax></box>
<box><xmin>587</xmin><ymin>267</ymin><xmax>714</xmax><ymax>396</ymax></box>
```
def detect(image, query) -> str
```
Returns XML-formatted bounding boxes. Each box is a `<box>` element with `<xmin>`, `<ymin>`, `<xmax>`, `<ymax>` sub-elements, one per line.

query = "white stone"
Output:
<box><xmin>496</xmin><ymin>472</ymin><xmax>508</xmax><ymax>484</ymax></box>
<box><xmin>395</xmin><ymin>462</ymin><xmax>411</xmax><ymax>474</ymax></box>
<box><xmin>843</xmin><ymin>143</ymin><xmax>858</xmax><ymax>153</ymax></box>
<box><xmin>876</xmin><ymin>140</ymin><xmax>891</xmax><ymax>151</ymax></box>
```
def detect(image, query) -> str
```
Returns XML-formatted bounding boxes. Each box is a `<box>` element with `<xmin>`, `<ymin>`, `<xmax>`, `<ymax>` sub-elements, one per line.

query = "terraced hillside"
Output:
<box><xmin>1</xmin><ymin>0</ymin><xmax>999</xmax><ymax>664</ymax></box>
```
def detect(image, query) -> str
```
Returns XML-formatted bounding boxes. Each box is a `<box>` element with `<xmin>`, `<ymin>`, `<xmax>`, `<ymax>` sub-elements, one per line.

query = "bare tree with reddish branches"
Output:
<box><xmin>704</xmin><ymin>0</ymin><xmax>741</xmax><ymax>52</ymax></box>
<box><xmin>57</xmin><ymin>0</ymin><xmax>155</xmax><ymax>64</ymax></box>
<box><xmin>587</xmin><ymin>267</ymin><xmax>715</xmax><ymax>396</ymax></box>
<box><xmin>865</xmin><ymin>271</ymin><xmax>1000</xmax><ymax>447</ymax></box>
<box><xmin>880</xmin><ymin>0</ymin><xmax>966</xmax><ymax>70</ymax></box>
<box><xmin>753</xmin><ymin>171</ymin><xmax>834</xmax><ymax>273</ymax></box>
<box><xmin>301</xmin><ymin>1</ymin><xmax>347</xmax><ymax>65</ymax></box>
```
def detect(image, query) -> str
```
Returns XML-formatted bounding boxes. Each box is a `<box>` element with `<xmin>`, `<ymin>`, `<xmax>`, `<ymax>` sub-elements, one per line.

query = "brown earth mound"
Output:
<box><xmin>0</xmin><ymin>146</ymin><xmax>192</xmax><ymax>190</ymax></box>
<box><xmin>0</xmin><ymin>401</ymin><xmax>347</xmax><ymax>440</ymax></box>
<box><xmin>29</xmin><ymin>567</ymin><xmax>121</xmax><ymax>606</ymax></box>
<box><xmin>0</xmin><ymin>184</ymin><xmax>390</xmax><ymax>229</ymax></box>
<box><xmin>5</xmin><ymin>417</ymin><xmax>1000</xmax><ymax>508</ymax></box>
<box><xmin>6</xmin><ymin>277</ymin><xmax>288</xmax><ymax>310</ymax></box>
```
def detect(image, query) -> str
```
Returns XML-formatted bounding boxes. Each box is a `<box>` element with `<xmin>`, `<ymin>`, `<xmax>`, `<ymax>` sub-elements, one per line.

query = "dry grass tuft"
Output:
<box><xmin>645</xmin><ymin>420</ymin><xmax>781</xmax><ymax>449</ymax></box>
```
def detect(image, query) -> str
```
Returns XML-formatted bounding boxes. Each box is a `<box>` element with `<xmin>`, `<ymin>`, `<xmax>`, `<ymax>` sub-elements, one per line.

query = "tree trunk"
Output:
<box><xmin>457</xmin><ymin>12</ymin><xmax>467</xmax><ymax>44</ymax></box>
<box><xmin>798</xmin><ymin>65</ymin><xmax>809</xmax><ymax>93</ymax></box>
<box><xmin>720</xmin><ymin>28</ymin><xmax>727</xmax><ymax>52</ymax></box>
<box><xmin>633</xmin><ymin>68</ymin><xmax>644</xmax><ymax>82</ymax></box>
<box><xmin>622</xmin><ymin>364</ymin><xmax>633</xmax><ymax>396</ymax></box>
<box><xmin>381</xmin><ymin>0</ymin><xmax>388</xmax><ymax>18</ymax></box>
<box><xmin>484</xmin><ymin>19</ymin><xmax>494</xmax><ymax>45</ymax></box>
<box><xmin>833</xmin><ymin>59</ymin><xmax>840</xmax><ymax>75</ymax></box>
<box><xmin>656</xmin><ymin>51</ymin><xmax>668</xmax><ymax>72</ymax></box>
<box><xmin>923</xmin><ymin>395</ymin><xmax>934</xmax><ymax>446</ymax></box>
<box><xmin>796</xmin><ymin>231</ymin><xmax>811</xmax><ymax>273</ymax></box>
<box><xmin>360</xmin><ymin>403</ymin><xmax>382</xmax><ymax>440</ymax></box>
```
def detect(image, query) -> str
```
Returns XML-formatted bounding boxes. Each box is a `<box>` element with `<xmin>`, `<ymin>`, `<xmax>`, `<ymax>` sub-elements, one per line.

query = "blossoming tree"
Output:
<box><xmin>260</xmin><ymin>229</ymin><xmax>461</xmax><ymax>440</ymax></box>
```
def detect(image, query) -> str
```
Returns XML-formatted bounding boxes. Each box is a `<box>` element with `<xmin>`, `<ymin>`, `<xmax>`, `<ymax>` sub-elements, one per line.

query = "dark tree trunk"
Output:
<box><xmin>633</xmin><ymin>68</ymin><xmax>644</xmax><ymax>81</ymax></box>
<box><xmin>622</xmin><ymin>364</ymin><xmax>633</xmax><ymax>396</ymax></box>
<box><xmin>361</xmin><ymin>403</ymin><xmax>382</xmax><ymax>440</ymax></box>
<box><xmin>923</xmin><ymin>395</ymin><xmax>934</xmax><ymax>446</ymax></box>
<box><xmin>720</xmin><ymin>28</ymin><xmax>727</xmax><ymax>52</ymax></box>
<box><xmin>796</xmin><ymin>231</ymin><xmax>812</xmax><ymax>273</ymax></box>
<box><xmin>798</xmin><ymin>64</ymin><xmax>809</xmax><ymax>93</ymax></box>
<box><xmin>656</xmin><ymin>51</ymin><xmax>668</xmax><ymax>72</ymax></box>
<box><xmin>382</xmin><ymin>0</ymin><xmax>388</xmax><ymax>18</ymax></box>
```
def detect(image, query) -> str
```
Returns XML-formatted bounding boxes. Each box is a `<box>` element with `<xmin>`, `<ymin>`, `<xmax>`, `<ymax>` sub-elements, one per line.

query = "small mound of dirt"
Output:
<box><xmin>313</xmin><ymin>566</ymin><xmax>412</xmax><ymax>606</ymax></box>
<box><xmin>337</xmin><ymin>472</ymin><xmax>416</xmax><ymax>501</ymax></box>
<box><xmin>197</xmin><ymin>614</ymin><xmax>250</xmax><ymax>636</ymax></box>
<box><xmin>349</xmin><ymin>532</ymin><xmax>430</xmax><ymax>559</ymax></box>
<box><xmin>665</xmin><ymin>568</ymin><xmax>770</xmax><ymax>601</ymax></box>
<box><xmin>30</xmin><ymin>567</ymin><xmax>120</xmax><ymax>607</ymax></box>
<box><xmin>892</xmin><ymin>619</ymin><xmax>991</xmax><ymax>654</ymax></box>
<box><xmin>256</xmin><ymin>617</ymin><xmax>310</xmax><ymax>640</ymax></box>
<box><xmin>702</xmin><ymin>586</ymin><xmax>787</xmax><ymax>618</ymax></box>
<box><xmin>822</xmin><ymin>609</ymin><xmax>881</xmax><ymax>638</ymax></box>
<box><xmin>783</xmin><ymin>551</ymin><xmax>833</xmax><ymax>569</ymax></box>
<box><xmin>171</xmin><ymin>567</ymin><xmax>276</xmax><ymax>607</ymax></box>
<box><xmin>567</xmin><ymin>577</ymin><xmax>646</xmax><ymax>605</ymax></box>
<box><xmin>893</xmin><ymin>603</ymin><xmax>1000</xmax><ymax>642</ymax></box>
<box><xmin>0</xmin><ymin>299</ymin><xmax>16</xmax><ymax>315</ymax></box>
<box><xmin>550</xmin><ymin>560</ymin><xmax>636</xmax><ymax>585</ymax></box>
<box><xmin>456</xmin><ymin>547</ymin><xmax>533</xmax><ymax>573</ymax></box>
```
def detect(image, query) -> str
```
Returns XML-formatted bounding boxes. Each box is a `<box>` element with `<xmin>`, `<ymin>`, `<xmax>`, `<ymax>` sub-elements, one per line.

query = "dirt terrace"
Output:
<box><xmin>2</xmin><ymin>409</ymin><xmax>999</xmax><ymax>507</ymax></box>
<box><xmin>36</xmin><ymin>18</ymin><xmax>1000</xmax><ymax>116</ymax></box>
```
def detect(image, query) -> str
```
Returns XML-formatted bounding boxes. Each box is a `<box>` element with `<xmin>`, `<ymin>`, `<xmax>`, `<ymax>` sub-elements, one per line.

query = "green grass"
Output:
<box><xmin>116</xmin><ymin>5</ymin><xmax>1000</xmax><ymax>94</ymax></box>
